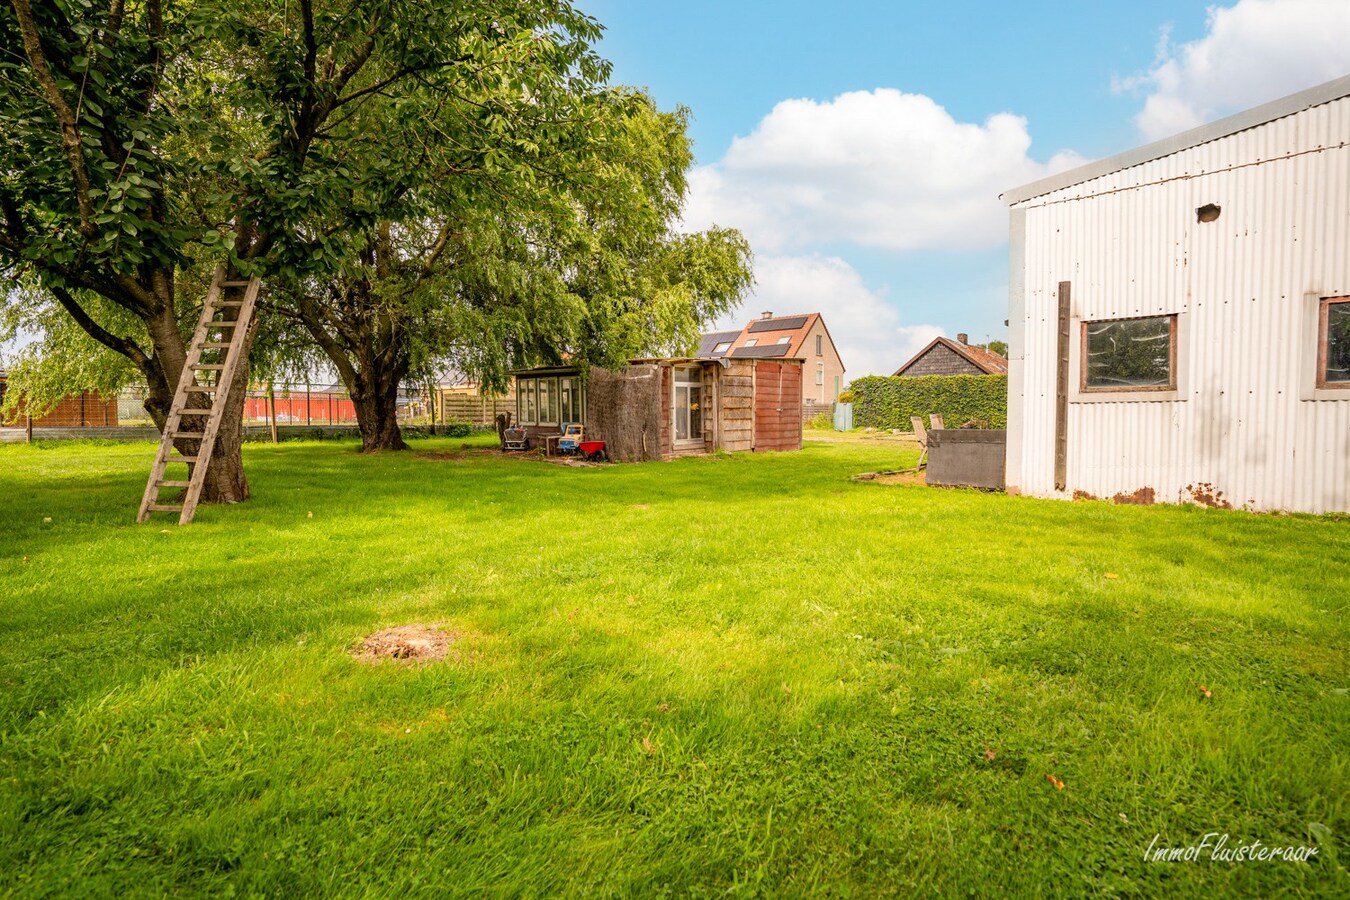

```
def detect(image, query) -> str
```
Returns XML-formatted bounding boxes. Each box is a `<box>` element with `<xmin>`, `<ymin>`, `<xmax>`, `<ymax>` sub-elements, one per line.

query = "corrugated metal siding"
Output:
<box><xmin>1009</xmin><ymin>95</ymin><xmax>1350</xmax><ymax>513</ymax></box>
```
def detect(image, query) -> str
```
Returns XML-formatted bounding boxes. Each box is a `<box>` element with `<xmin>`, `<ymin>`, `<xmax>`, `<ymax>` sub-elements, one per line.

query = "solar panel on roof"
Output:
<box><xmin>730</xmin><ymin>344</ymin><xmax>792</xmax><ymax>358</ymax></box>
<box><xmin>748</xmin><ymin>315</ymin><xmax>808</xmax><ymax>333</ymax></box>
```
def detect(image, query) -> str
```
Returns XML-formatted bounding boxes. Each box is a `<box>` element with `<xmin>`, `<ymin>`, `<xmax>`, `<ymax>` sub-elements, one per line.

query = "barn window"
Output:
<box><xmin>1319</xmin><ymin>297</ymin><xmax>1350</xmax><ymax>388</ymax></box>
<box><xmin>1081</xmin><ymin>315</ymin><xmax>1177</xmax><ymax>392</ymax></box>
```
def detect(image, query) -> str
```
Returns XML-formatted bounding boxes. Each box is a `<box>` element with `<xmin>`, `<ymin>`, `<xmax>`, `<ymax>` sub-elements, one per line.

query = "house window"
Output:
<box><xmin>1081</xmin><ymin>315</ymin><xmax>1177</xmax><ymax>392</ymax></box>
<box><xmin>815</xmin><ymin>369</ymin><xmax>824</xmax><ymax>385</ymax></box>
<box><xmin>673</xmin><ymin>366</ymin><xmax>703</xmax><ymax>444</ymax></box>
<box><xmin>1319</xmin><ymin>297</ymin><xmax>1350</xmax><ymax>388</ymax></box>
<box><xmin>776</xmin><ymin>336</ymin><xmax>790</xmax><ymax>345</ymax></box>
<box><xmin>712</xmin><ymin>341</ymin><xmax>732</xmax><ymax>354</ymax></box>
<box><xmin>744</xmin><ymin>338</ymin><xmax>757</xmax><ymax>347</ymax></box>
<box><xmin>560</xmin><ymin>377</ymin><xmax>583</xmax><ymax>422</ymax></box>
<box><xmin>518</xmin><ymin>379</ymin><xmax>538</xmax><ymax>423</ymax></box>
<box><xmin>816</xmin><ymin>335</ymin><xmax>823</xmax><ymax>356</ymax></box>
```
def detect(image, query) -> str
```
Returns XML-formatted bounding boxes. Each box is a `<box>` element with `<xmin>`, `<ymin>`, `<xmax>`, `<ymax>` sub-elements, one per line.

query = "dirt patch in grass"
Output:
<box><xmin>353</xmin><ymin>625</ymin><xmax>456</xmax><ymax>663</ymax></box>
<box><xmin>853</xmin><ymin>469</ymin><xmax>927</xmax><ymax>486</ymax></box>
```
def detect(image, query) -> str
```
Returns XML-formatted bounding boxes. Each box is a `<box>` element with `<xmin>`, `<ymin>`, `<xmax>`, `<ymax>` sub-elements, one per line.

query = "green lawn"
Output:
<box><xmin>1</xmin><ymin>436</ymin><xmax>1346</xmax><ymax>896</ymax></box>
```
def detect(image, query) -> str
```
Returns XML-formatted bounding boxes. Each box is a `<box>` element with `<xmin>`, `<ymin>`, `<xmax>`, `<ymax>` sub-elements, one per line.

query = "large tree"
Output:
<box><xmin>0</xmin><ymin>0</ymin><xmax>609</xmax><ymax>500</ymax></box>
<box><xmin>269</xmin><ymin>93</ymin><xmax>753</xmax><ymax>451</ymax></box>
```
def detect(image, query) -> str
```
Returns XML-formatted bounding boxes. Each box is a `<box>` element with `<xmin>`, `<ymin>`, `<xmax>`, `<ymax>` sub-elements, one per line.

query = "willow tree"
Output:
<box><xmin>0</xmin><ymin>0</ymin><xmax>609</xmax><ymax>500</ymax></box>
<box><xmin>270</xmin><ymin>93</ymin><xmax>753</xmax><ymax>451</ymax></box>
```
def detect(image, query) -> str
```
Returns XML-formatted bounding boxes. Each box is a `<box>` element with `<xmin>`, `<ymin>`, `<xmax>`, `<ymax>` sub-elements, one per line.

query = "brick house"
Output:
<box><xmin>0</xmin><ymin>370</ymin><xmax>120</xmax><ymax>427</ymax></box>
<box><xmin>699</xmin><ymin>311</ymin><xmax>846</xmax><ymax>405</ymax></box>
<box><xmin>893</xmin><ymin>334</ymin><xmax>1008</xmax><ymax>377</ymax></box>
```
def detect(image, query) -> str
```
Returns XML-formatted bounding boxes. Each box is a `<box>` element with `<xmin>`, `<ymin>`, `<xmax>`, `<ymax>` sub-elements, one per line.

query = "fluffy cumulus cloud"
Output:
<box><xmin>683</xmin><ymin>88</ymin><xmax>1083</xmax><ymax>254</ymax></box>
<box><xmin>711</xmin><ymin>255</ymin><xmax>943</xmax><ymax>380</ymax></box>
<box><xmin>1119</xmin><ymin>0</ymin><xmax>1350</xmax><ymax>141</ymax></box>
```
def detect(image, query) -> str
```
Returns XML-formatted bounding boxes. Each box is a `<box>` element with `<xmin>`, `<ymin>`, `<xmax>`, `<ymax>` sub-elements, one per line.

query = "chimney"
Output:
<box><xmin>761</xmin><ymin>310</ymin><xmax>773</xmax><ymax>320</ymax></box>
<box><xmin>957</xmin><ymin>332</ymin><xmax>969</xmax><ymax>345</ymax></box>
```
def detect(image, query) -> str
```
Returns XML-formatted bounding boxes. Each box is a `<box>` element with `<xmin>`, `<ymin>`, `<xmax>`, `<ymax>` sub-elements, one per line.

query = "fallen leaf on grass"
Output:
<box><xmin>1104</xmin><ymin>572</ymin><xmax>1119</xmax><ymax>580</ymax></box>
<box><xmin>22</xmin><ymin>556</ymin><xmax>30</xmax><ymax>562</ymax></box>
<box><xmin>983</xmin><ymin>748</ymin><xmax>998</xmax><ymax>762</ymax></box>
<box><xmin>307</xmin><ymin>511</ymin><xmax>314</xmax><ymax>518</ymax></box>
<box><xmin>42</xmin><ymin>517</ymin><xmax>52</xmax><ymax>524</ymax></box>
<box><xmin>641</xmin><ymin>735</ymin><xmax>657</xmax><ymax>756</ymax></box>
<box><xmin>1119</xmin><ymin>813</ymin><xmax>1128</xmax><ymax>822</ymax></box>
<box><xmin>657</xmin><ymin>703</ymin><xmax>670</xmax><ymax>714</ymax></box>
<box><xmin>1198</xmin><ymin>684</ymin><xmax>1212</xmax><ymax>700</ymax></box>
<box><xmin>1046</xmin><ymin>774</ymin><xmax>1065</xmax><ymax>791</ymax></box>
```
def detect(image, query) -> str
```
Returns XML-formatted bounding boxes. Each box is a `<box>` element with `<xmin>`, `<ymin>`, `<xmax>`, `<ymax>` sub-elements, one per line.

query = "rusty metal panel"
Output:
<box><xmin>1007</xmin><ymin>92</ymin><xmax>1350</xmax><ymax>513</ymax></box>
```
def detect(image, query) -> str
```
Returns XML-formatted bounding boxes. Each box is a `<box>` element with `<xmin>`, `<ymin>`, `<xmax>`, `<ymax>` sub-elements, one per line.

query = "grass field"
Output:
<box><xmin>1</xmin><ymin>435</ymin><xmax>1346</xmax><ymax>896</ymax></box>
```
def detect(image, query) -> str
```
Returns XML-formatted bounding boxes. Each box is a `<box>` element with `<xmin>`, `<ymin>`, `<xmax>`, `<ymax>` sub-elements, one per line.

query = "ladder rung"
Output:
<box><xmin>147</xmin><ymin>503</ymin><xmax>183</xmax><ymax>512</ymax></box>
<box><xmin>190</xmin><ymin>364</ymin><xmax>226</xmax><ymax>370</ymax></box>
<box><xmin>157</xmin><ymin>480</ymin><xmax>191</xmax><ymax>488</ymax></box>
<box><xmin>214</xmin><ymin>300</ymin><xmax>245</xmax><ymax>307</ymax></box>
<box><xmin>202</xmin><ymin>342</ymin><xmax>233</xmax><ymax>349</ymax></box>
<box><xmin>176</xmin><ymin>431</ymin><xmax>206</xmax><ymax>439</ymax></box>
<box><xmin>207</xmin><ymin>321</ymin><xmax>239</xmax><ymax>327</ymax></box>
<box><xmin>169</xmin><ymin>454</ymin><xmax>198</xmax><ymax>462</ymax></box>
<box><xmin>179</xmin><ymin>408</ymin><xmax>213</xmax><ymax>415</ymax></box>
<box><xmin>184</xmin><ymin>385</ymin><xmax>216</xmax><ymax>392</ymax></box>
<box><xmin>220</xmin><ymin>280</ymin><xmax>253</xmax><ymax>287</ymax></box>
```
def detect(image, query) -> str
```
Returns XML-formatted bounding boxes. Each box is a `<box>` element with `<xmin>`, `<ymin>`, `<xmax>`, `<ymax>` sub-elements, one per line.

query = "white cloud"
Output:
<box><xmin>712</xmin><ymin>254</ymin><xmax>943</xmax><ymax>380</ymax></box>
<box><xmin>683</xmin><ymin>88</ymin><xmax>1083</xmax><ymax>254</ymax></box>
<box><xmin>1119</xmin><ymin>0</ymin><xmax>1350</xmax><ymax>141</ymax></box>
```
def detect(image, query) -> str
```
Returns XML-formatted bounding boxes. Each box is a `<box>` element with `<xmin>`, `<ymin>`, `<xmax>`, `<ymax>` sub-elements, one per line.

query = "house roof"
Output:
<box><xmin>698</xmin><ymin>312</ymin><xmax>843</xmax><ymax>370</ymax></box>
<box><xmin>893</xmin><ymin>337</ymin><xmax>1008</xmax><ymax>376</ymax></box>
<box><xmin>697</xmin><ymin>330</ymin><xmax>742</xmax><ymax>358</ymax></box>
<box><xmin>1003</xmin><ymin>74</ymin><xmax>1350</xmax><ymax>206</ymax></box>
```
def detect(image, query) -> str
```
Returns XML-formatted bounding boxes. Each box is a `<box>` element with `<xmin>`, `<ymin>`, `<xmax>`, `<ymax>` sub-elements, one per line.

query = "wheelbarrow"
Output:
<box><xmin>502</xmin><ymin>426</ymin><xmax>529</xmax><ymax>451</ymax></box>
<box><xmin>578</xmin><ymin>440</ymin><xmax>607</xmax><ymax>462</ymax></box>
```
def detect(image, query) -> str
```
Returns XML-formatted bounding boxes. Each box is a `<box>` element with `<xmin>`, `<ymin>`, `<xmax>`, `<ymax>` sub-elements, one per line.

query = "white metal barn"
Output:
<box><xmin>1002</xmin><ymin>75</ymin><xmax>1350</xmax><ymax>514</ymax></box>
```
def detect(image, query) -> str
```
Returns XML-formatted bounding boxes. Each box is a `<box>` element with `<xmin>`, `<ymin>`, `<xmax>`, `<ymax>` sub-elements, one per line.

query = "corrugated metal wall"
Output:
<box><xmin>1009</xmin><ymin>95</ymin><xmax>1350</xmax><ymax>513</ymax></box>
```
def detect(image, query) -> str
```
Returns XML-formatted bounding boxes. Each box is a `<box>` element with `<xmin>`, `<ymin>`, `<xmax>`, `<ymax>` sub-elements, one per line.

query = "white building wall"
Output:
<box><xmin>1008</xmin><ymin>93</ymin><xmax>1350</xmax><ymax>513</ymax></box>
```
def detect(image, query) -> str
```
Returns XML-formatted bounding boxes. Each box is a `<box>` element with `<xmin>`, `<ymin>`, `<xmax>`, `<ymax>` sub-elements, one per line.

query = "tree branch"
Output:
<box><xmin>10</xmin><ymin>0</ymin><xmax>97</xmax><ymax>236</ymax></box>
<box><xmin>49</xmin><ymin>284</ymin><xmax>152</xmax><ymax>369</ymax></box>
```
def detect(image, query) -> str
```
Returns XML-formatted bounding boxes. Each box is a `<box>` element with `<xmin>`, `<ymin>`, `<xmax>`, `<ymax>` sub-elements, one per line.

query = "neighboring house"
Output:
<box><xmin>511</xmin><ymin>357</ymin><xmax>803</xmax><ymax>462</ymax></box>
<box><xmin>0</xmin><ymin>370</ymin><xmax>120</xmax><ymax>427</ymax></box>
<box><xmin>699</xmin><ymin>312</ymin><xmax>846</xmax><ymax>404</ymax></box>
<box><xmin>1002</xmin><ymin>74</ymin><xmax>1350</xmax><ymax>514</ymax></box>
<box><xmin>893</xmin><ymin>334</ymin><xmax>1008</xmax><ymax>377</ymax></box>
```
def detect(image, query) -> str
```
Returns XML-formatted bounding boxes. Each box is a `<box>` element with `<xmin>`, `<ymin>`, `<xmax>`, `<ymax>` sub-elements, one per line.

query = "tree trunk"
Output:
<box><xmin>350</xmin><ymin>371</ymin><xmax>408</xmax><ymax>452</ymax></box>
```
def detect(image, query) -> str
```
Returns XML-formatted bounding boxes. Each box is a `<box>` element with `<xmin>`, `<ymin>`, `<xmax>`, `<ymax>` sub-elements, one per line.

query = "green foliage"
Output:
<box><xmin>850</xmin><ymin>374</ymin><xmax>1008</xmax><ymax>430</ymax></box>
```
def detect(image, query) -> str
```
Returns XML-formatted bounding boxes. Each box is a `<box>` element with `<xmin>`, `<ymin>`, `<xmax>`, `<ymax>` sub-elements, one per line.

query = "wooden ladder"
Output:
<box><xmin>137</xmin><ymin>267</ymin><xmax>262</xmax><ymax>525</ymax></box>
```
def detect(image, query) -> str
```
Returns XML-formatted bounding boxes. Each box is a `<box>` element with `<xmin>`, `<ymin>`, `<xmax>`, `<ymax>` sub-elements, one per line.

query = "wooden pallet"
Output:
<box><xmin>137</xmin><ymin>268</ymin><xmax>262</xmax><ymax>525</ymax></box>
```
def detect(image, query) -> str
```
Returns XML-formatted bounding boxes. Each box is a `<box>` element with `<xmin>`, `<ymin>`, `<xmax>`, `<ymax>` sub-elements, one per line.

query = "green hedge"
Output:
<box><xmin>850</xmin><ymin>374</ymin><xmax>1007</xmax><ymax>431</ymax></box>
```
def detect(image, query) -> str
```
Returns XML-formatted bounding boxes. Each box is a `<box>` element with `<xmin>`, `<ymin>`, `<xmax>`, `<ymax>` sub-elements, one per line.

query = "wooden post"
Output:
<box><xmin>268</xmin><ymin>383</ymin><xmax>279</xmax><ymax>444</ymax></box>
<box><xmin>1055</xmin><ymin>281</ymin><xmax>1071</xmax><ymax>492</ymax></box>
<box><xmin>306</xmin><ymin>381</ymin><xmax>311</xmax><ymax>426</ymax></box>
<box><xmin>26</xmin><ymin>413</ymin><xmax>33</xmax><ymax>443</ymax></box>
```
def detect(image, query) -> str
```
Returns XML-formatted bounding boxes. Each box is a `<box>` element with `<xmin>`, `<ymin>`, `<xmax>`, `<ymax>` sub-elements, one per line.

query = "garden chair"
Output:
<box><xmin>911</xmin><ymin>416</ymin><xmax>928</xmax><ymax>467</ymax></box>
<box><xmin>930</xmin><ymin>414</ymin><xmax>945</xmax><ymax>431</ymax></box>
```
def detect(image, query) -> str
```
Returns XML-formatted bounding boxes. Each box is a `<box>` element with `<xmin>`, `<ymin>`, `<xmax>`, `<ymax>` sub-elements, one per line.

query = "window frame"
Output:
<box><xmin>1316</xmin><ymin>296</ymin><xmax>1350</xmax><ymax>390</ymax></box>
<box><xmin>816</xmin><ymin>334</ymin><xmax>823</xmax><ymax>356</ymax></box>
<box><xmin>712</xmin><ymin>341</ymin><xmax>732</xmax><ymax>354</ymax></box>
<box><xmin>1079</xmin><ymin>314</ymin><xmax>1178</xmax><ymax>395</ymax></box>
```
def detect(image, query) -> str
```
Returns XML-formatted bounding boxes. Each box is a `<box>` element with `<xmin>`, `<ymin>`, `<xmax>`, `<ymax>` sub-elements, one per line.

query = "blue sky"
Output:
<box><xmin>580</xmin><ymin>0</ymin><xmax>1350</xmax><ymax>377</ymax></box>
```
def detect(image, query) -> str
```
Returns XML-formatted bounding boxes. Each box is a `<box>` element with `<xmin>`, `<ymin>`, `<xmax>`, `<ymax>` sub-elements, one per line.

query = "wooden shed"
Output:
<box><xmin>511</xmin><ymin>358</ymin><xmax>803</xmax><ymax>462</ymax></box>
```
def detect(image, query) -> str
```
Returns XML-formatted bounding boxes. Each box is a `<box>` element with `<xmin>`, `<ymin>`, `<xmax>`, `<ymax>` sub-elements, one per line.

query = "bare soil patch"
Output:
<box><xmin>353</xmin><ymin>625</ymin><xmax>456</xmax><ymax>663</ymax></box>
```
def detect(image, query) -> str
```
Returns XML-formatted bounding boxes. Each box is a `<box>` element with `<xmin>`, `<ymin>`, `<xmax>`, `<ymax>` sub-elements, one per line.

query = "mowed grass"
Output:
<box><xmin>0</xmin><ymin>435</ymin><xmax>1346</xmax><ymax>897</ymax></box>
